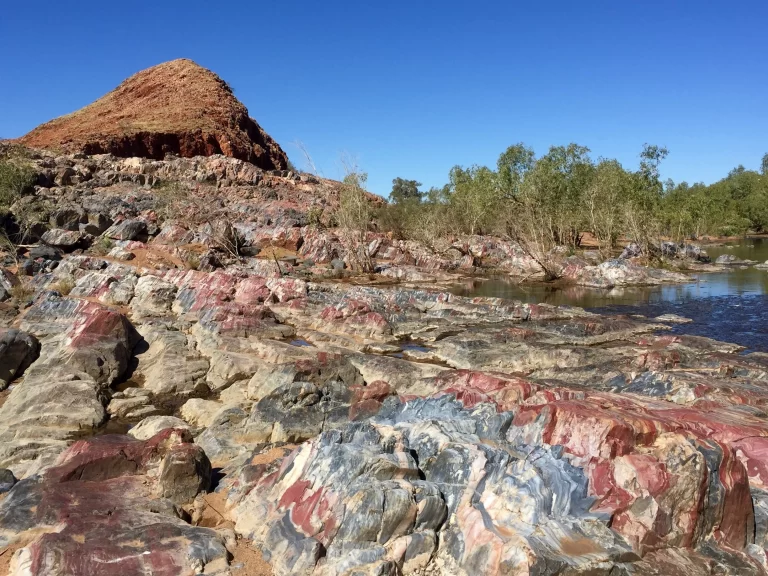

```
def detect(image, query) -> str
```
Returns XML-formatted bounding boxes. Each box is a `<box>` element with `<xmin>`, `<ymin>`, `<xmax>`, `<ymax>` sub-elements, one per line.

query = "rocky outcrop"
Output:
<box><xmin>0</xmin><ymin>295</ymin><xmax>139</xmax><ymax>476</ymax></box>
<box><xmin>18</xmin><ymin>59</ymin><xmax>288</xmax><ymax>170</ymax></box>
<box><xmin>2</xmin><ymin>145</ymin><xmax>768</xmax><ymax>575</ymax></box>
<box><xmin>0</xmin><ymin>429</ymin><xmax>223</xmax><ymax>576</ymax></box>
<box><xmin>225</xmin><ymin>394</ymin><xmax>768</xmax><ymax>575</ymax></box>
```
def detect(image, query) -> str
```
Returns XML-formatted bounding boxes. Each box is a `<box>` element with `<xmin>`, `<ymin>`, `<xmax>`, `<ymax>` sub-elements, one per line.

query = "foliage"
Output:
<box><xmin>51</xmin><ymin>276</ymin><xmax>75</xmax><ymax>296</ymax></box>
<box><xmin>338</xmin><ymin>168</ymin><xmax>374</xmax><ymax>272</ymax></box>
<box><xmin>91</xmin><ymin>236</ymin><xmax>114</xmax><ymax>256</ymax></box>
<box><xmin>183</xmin><ymin>252</ymin><xmax>201</xmax><ymax>270</ymax></box>
<box><xmin>152</xmin><ymin>180</ymin><xmax>188</xmax><ymax>222</ymax></box>
<box><xmin>0</xmin><ymin>149</ymin><xmax>36</xmax><ymax>211</ymax></box>
<box><xmin>306</xmin><ymin>206</ymin><xmax>324</xmax><ymax>229</ymax></box>
<box><xmin>390</xmin><ymin>178</ymin><xmax>423</xmax><ymax>204</ymax></box>
<box><xmin>10</xmin><ymin>282</ymin><xmax>34</xmax><ymax>302</ymax></box>
<box><xmin>371</xmin><ymin>143</ymin><xmax>768</xmax><ymax>277</ymax></box>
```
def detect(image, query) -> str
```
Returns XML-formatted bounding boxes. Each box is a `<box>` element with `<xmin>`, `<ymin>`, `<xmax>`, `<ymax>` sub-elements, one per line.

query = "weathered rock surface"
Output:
<box><xmin>716</xmin><ymin>253</ymin><xmax>758</xmax><ymax>265</ymax></box>
<box><xmin>128</xmin><ymin>415</ymin><xmax>191</xmax><ymax>440</ymax></box>
<box><xmin>19</xmin><ymin>58</ymin><xmax>288</xmax><ymax>170</ymax></box>
<box><xmin>225</xmin><ymin>395</ymin><xmax>768</xmax><ymax>575</ymax></box>
<box><xmin>0</xmin><ymin>429</ymin><xmax>223</xmax><ymax>576</ymax></box>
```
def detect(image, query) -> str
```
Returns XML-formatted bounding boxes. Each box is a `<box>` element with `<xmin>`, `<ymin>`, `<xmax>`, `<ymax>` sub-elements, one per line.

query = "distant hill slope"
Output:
<box><xmin>18</xmin><ymin>58</ymin><xmax>288</xmax><ymax>170</ymax></box>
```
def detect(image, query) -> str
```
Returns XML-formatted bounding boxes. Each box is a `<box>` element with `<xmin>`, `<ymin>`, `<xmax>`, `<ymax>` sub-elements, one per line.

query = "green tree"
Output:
<box><xmin>761</xmin><ymin>153</ymin><xmax>768</xmax><ymax>176</ymax></box>
<box><xmin>338</xmin><ymin>169</ymin><xmax>374</xmax><ymax>272</ymax></box>
<box><xmin>623</xmin><ymin>144</ymin><xmax>668</xmax><ymax>254</ymax></box>
<box><xmin>390</xmin><ymin>178</ymin><xmax>422</xmax><ymax>204</ymax></box>
<box><xmin>447</xmin><ymin>165</ymin><xmax>502</xmax><ymax>235</ymax></box>
<box><xmin>497</xmin><ymin>143</ymin><xmax>535</xmax><ymax>200</ymax></box>
<box><xmin>585</xmin><ymin>159</ymin><xmax>632</xmax><ymax>256</ymax></box>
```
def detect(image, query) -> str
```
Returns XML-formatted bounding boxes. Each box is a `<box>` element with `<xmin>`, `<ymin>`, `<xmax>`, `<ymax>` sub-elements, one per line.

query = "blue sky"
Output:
<box><xmin>1</xmin><ymin>1</ymin><xmax>766</xmax><ymax>197</ymax></box>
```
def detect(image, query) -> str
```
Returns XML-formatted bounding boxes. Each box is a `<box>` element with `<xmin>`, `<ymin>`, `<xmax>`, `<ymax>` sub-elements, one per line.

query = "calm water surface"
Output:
<box><xmin>450</xmin><ymin>238</ymin><xmax>768</xmax><ymax>352</ymax></box>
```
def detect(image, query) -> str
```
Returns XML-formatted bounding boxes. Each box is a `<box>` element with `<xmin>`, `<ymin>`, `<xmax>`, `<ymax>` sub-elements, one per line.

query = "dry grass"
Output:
<box><xmin>9</xmin><ymin>283</ymin><xmax>34</xmax><ymax>302</ymax></box>
<box><xmin>51</xmin><ymin>276</ymin><xmax>75</xmax><ymax>295</ymax></box>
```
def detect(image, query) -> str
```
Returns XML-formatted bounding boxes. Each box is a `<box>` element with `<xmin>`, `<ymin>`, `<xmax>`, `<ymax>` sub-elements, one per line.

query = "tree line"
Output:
<box><xmin>375</xmin><ymin>144</ymin><xmax>768</xmax><ymax>276</ymax></box>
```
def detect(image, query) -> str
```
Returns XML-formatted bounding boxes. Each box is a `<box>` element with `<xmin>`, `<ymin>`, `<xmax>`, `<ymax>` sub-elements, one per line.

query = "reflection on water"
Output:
<box><xmin>450</xmin><ymin>238</ymin><xmax>768</xmax><ymax>351</ymax></box>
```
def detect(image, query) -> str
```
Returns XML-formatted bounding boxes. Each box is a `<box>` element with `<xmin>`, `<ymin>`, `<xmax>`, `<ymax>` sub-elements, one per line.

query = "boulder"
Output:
<box><xmin>49</xmin><ymin>207</ymin><xmax>84</xmax><ymax>231</ymax></box>
<box><xmin>620</xmin><ymin>242</ymin><xmax>643</xmax><ymax>259</ymax></box>
<box><xmin>104</xmin><ymin>219</ymin><xmax>148</xmax><ymax>241</ymax></box>
<box><xmin>107</xmin><ymin>246</ymin><xmax>135</xmax><ymax>261</ymax></box>
<box><xmin>0</xmin><ymin>329</ymin><xmax>40</xmax><ymax>391</ymax></box>
<box><xmin>127</xmin><ymin>415</ymin><xmax>191</xmax><ymax>440</ymax></box>
<box><xmin>0</xmin><ymin>296</ymin><xmax>139</xmax><ymax>477</ymax></box>
<box><xmin>0</xmin><ymin>430</ymin><xmax>225</xmax><ymax>576</ymax></box>
<box><xmin>27</xmin><ymin>245</ymin><xmax>61</xmax><ymax>261</ymax></box>
<box><xmin>179</xmin><ymin>398</ymin><xmax>223</xmax><ymax>428</ymax></box>
<box><xmin>40</xmin><ymin>228</ymin><xmax>83</xmax><ymax>248</ymax></box>
<box><xmin>716</xmin><ymin>253</ymin><xmax>758</xmax><ymax>265</ymax></box>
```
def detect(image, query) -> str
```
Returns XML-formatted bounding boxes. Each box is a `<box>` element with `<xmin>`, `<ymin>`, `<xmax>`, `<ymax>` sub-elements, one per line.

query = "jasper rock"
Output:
<box><xmin>0</xmin><ymin>430</ymin><xmax>223</xmax><ymax>576</ymax></box>
<box><xmin>131</xmin><ymin>324</ymin><xmax>209</xmax><ymax>397</ymax></box>
<box><xmin>620</xmin><ymin>242</ymin><xmax>643</xmax><ymax>259</ymax></box>
<box><xmin>0</xmin><ymin>268</ymin><xmax>20</xmax><ymax>301</ymax></box>
<box><xmin>128</xmin><ymin>415</ymin><xmax>191</xmax><ymax>440</ymax></box>
<box><xmin>40</xmin><ymin>228</ymin><xmax>83</xmax><ymax>248</ymax></box>
<box><xmin>716</xmin><ymin>253</ymin><xmax>758</xmax><ymax>265</ymax></box>
<box><xmin>0</xmin><ymin>296</ymin><xmax>139</xmax><ymax>477</ymax></box>
<box><xmin>27</xmin><ymin>244</ymin><xmax>62</xmax><ymax>262</ymax></box>
<box><xmin>227</xmin><ymin>397</ymin><xmax>636</xmax><ymax>576</ymax></box>
<box><xmin>563</xmin><ymin>258</ymin><xmax>689</xmax><ymax>288</ymax></box>
<box><xmin>107</xmin><ymin>246</ymin><xmax>135</xmax><ymax>260</ymax></box>
<box><xmin>49</xmin><ymin>207</ymin><xmax>84</xmax><ymax>231</ymax></box>
<box><xmin>130</xmin><ymin>275</ymin><xmax>177</xmax><ymax>316</ymax></box>
<box><xmin>104</xmin><ymin>218</ymin><xmax>148</xmax><ymax>241</ymax></box>
<box><xmin>158</xmin><ymin>441</ymin><xmax>212</xmax><ymax>504</ymax></box>
<box><xmin>245</xmin><ymin>354</ymin><xmax>377</xmax><ymax>444</ymax></box>
<box><xmin>179</xmin><ymin>398</ymin><xmax>223</xmax><ymax>428</ymax></box>
<box><xmin>0</xmin><ymin>329</ymin><xmax>39</xmax><ymax>391</ymax></box>
<box><xmin>83</xmin><ymin>211</ymin><xmax>112</xmax><ymax>234</ymax></box>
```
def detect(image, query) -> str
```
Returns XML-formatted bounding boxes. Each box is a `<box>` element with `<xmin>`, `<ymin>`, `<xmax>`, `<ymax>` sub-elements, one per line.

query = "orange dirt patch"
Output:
<box><xmin>230</xmin><ymin>539</ymin><xmax>273</xmax><ymax>576</ymax></box>
<box><xmin>560</xmin><ymin>536</ymin><xmax>605</xmax><ymax>556</ymax></box>
<box><xmin>248</xmin><ymin>445</ymin><xmax>296</xmax><ymax>467</ymax></box>
<box><xmin>257</xmin><ymin>246</ymin><xmax>299</xmax><ymax>261</ymax></box>
<box><xmin>199</xmin><ymin>492</ymin><xmax>274</xmax><ymax>575</ymax></box>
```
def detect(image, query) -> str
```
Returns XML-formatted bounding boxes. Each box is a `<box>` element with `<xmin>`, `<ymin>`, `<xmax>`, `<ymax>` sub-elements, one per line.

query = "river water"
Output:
<box><xmin>450</xmin><ymin>238</ymin><xmax>768</xmax><ymax>352</ymax></box>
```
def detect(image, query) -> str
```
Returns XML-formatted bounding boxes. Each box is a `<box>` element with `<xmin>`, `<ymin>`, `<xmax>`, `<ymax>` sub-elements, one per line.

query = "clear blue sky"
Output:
<box><xmin>1</xmin><ymin>1</ymin><xmax>766</xmax><ymax>197</ymax></box>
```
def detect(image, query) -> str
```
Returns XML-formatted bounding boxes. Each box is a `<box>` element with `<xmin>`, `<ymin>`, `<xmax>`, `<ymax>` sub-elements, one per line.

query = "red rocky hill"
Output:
<box><xmin>19</xmin><ymin>58</ymin><xmax>288</xmax><ymax>170</ymax></box>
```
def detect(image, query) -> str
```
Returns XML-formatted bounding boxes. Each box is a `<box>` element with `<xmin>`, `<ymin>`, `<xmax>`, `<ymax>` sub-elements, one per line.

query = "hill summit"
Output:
<box><xmin>19</xmin><ymin>58</ymin><xmax>288</xmax><ymax>170</ymax></box>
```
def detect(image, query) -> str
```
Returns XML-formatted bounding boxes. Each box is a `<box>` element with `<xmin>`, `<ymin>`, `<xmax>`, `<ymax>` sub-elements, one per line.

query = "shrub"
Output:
<box><xmin>10</xmin><ymin>283</ymin><xmax>34</xmax><ymax>302</ymax></box>
<box><xmin>306</xmin><ymin>206</ymin><xmax>324</xmax><ymax>229</ymax></box>
<box><xmin>0</xmin><ymin>156</ymin><xmax>36</xmax><ymax>210</ymax></box>
<box><xmin>183</xmin><ymin>253</ymin><xmax>201</xmax><ymax>270</ymax></box>
<box><xmin>51</xmin><ymin>276</ymin><xmax>75</xmax><ymax>295</ymax></box>
<box><xmin>337</xmin><ymin>168</ymin><xmax>373</xmax><ymax>273</ymax></box>
<box><xmin>91</xmin><ymin>236</ymin><xmax>114</xmax><ymax>256</ymax></box>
